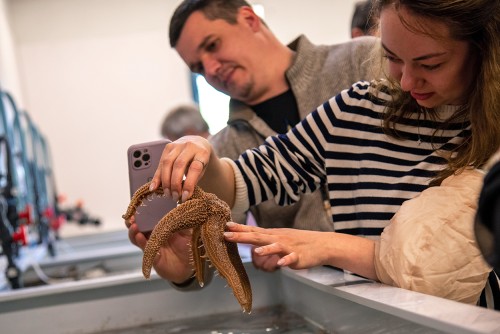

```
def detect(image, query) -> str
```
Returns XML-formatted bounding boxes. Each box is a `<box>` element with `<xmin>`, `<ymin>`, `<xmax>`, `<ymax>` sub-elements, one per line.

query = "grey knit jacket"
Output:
<box><xmin>210</xmin><ymin>35</ymin><xmax>379</xmax><ymax>232</ymax></box>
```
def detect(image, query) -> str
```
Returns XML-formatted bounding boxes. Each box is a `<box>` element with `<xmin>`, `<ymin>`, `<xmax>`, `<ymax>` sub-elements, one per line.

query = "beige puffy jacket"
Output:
<box><xmin>374</xmin><ymin>169</ymin><xmax>492</xmax><ymax>305</ymax></box>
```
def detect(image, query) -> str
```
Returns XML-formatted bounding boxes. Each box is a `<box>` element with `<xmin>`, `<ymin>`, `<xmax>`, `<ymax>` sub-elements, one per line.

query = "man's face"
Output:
<box><xmin>175</xmin><ymin>10</ymin><xmax>262</xmax><ymax>103</ymax></box>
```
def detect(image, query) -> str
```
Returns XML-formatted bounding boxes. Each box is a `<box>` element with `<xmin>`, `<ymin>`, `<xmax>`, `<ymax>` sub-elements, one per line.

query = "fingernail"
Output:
<box><xmin>224</xmin><ymin>232</ymin><xmax>233</xmax><ymax>238</ymax></box>
<box><xmin>172</xmin><ymin>191</ymin><xmax>179</xmax><ymax>202</ymax></box>
<box><xmin>181</xmin><ymin>190</ymin><xmax>189</xmax><ymax>203</ymax></box>
<box><xmin>164</xmin><ymin>188</ymin><xmax>171</xmax><ymax>199</ymax></box>
<box><xmin>277</xmin><ymin>258</ymin><xmax>285</xmax><ymax>266</ymax></box>
<box><xmin>226</xmin><ymin>222</ymin><xmax>236</xmax><ymax>227</ymax></box>
<box><xmin>149</xmin><ymin>181</ymin><xmax>156</xmax><ymax>191</ymax></box>
<box><xmin>254</xmin><ymin>247</ymin><xmax>263</xmax><ymax>254</ymax></box>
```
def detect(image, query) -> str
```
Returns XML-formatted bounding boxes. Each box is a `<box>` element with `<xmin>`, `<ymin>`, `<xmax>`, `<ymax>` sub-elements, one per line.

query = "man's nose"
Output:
<box><xmin>201</xmin><ymin>55</ymin><xmax>220</xmax><ymax>78</ymax></box>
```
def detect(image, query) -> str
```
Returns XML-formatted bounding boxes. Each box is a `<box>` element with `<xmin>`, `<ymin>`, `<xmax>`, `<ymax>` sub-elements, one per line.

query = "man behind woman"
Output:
<box><xmin>128</xmin><ymin>0</ymin><xmax>379</xmax><ymax>277</ymax></box>
<box><xmin>142</xmin><ymin>0</ymin><xmax>499</xmax><ymax>307</ymax></box>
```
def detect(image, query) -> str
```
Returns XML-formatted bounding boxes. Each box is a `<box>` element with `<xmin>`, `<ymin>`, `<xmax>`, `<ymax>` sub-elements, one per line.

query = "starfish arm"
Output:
<box><xmin>142</xmin><ymin>199</ymin><xmax>209</xmax><ymax>278</ymax></box>
<box><xmin>122</xmin><ymin>181</ymin><xmax>164</xmax><ymax>220</ymax></box>
<box><xmin>201</xmin><ymin>215</ymin><xmax>252</xmax><ymax>313</ymax></box>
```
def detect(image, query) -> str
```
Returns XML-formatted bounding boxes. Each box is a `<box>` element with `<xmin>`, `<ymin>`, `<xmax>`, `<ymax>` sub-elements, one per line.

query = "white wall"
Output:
<box><xmin>2</xmin><ymin>0</ymin><xmax>360</xmax><ymax>236</ymax></box>
<box><xmin>0</xmin><ymin>0</ymin><xmax>23</xmax><ymax>99</ymax></box>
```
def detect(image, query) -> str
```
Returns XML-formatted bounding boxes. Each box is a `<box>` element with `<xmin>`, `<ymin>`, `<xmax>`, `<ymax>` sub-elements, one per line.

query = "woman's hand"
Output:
<box><xmin>150</xmin><ymin>135</ymin><xmax>236</xmax><ymax>208</ymax></box>
<box><xmin>224</xmin><ymin>222</ymin><xmax>377</xmax><ymax>279</ymax></box>
<box><xmin>127</xmin><ymin>217</ymin><xmax>194</xmax><ymax>283</ymax></box>
<box><xmin>250</xmin><ymin>246</ymin><xmax>282</xmax><ymax>272</ymax></box>
<box><xmin>150</xmin><ymin>136</ymin><xmax>213</xmax><ymax>203</ymax></box>
<box><xmin>224</xmin><ymin>222</ymin><xmax>332</xmax><ymax>269</ymax></box>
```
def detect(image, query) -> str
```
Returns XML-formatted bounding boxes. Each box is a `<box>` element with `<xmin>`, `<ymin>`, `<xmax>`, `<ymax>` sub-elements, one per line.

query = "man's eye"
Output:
<box><xmin>191</xmin><ymin>64</ymin><xmax>204</xmax><ymax>75</ymax></box>
<box><xmin>206</xmin><ymin>40</ymin><xmax>218</xmax><ymax>52</ymax></box>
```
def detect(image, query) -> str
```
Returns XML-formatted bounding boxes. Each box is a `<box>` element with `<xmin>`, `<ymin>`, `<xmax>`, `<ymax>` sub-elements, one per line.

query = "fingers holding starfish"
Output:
<box><xmin>150</xmin><ymin>136</ymin><xmax>212</xmax><ymax>203</ymax></box>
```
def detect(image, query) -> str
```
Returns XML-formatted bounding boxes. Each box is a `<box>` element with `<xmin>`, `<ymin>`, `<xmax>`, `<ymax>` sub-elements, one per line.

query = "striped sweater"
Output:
<box><xmin>210</xmin><ymin>35</ymin><xmax>379</xmax><ymax>232</ymax></box>
<box><xmin>229</xmin><ymin>81</ymin><xmax>470</xmax><ymax>237</ymax></box>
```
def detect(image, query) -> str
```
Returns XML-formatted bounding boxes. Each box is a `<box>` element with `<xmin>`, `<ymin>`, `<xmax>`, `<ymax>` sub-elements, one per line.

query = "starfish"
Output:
<box><xmin>122</xmin><ymin>181</ymin><xmax>252</xmax><ymax>313</ymax></box>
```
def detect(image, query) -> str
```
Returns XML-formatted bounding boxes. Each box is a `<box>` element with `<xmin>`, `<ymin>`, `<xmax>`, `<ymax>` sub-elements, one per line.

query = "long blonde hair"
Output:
<box><xmin>373</xmin><ymin>0</ymin><xmax>500</xmax><ymax>185</ymax></box>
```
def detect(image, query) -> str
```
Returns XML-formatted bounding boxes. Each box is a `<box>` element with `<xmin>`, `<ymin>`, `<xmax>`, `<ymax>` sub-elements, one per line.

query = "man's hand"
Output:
<box><xmin>127</xmin><ymin>217</ymin><xmax>194</xmax><ymax>284</ymax></box>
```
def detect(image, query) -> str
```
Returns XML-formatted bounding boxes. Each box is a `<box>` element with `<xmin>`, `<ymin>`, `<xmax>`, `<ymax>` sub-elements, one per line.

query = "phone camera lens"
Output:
<box><xmin>133</xmin><ymin>150</ymin><xmax>142</xmax><ymax>158</ymax></box>
<box><xmin>142</xmin><ymin>153</ymin><xmax>150</xmax><ymax>162</ymax></box>
<box><xmin>134</xmin><ymin>160</ymin><xmax>142</xmax><ymax>168</ymax></box>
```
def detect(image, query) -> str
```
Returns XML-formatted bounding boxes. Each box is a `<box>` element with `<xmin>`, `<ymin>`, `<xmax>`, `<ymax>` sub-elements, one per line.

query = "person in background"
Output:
<box><xmin>149</xmin><ymin>0</ymin><xmax>500</xmax><ymax>307</ymax></box>
<box><xmin>160</xmin><ymin>104</ymin><xmax>210</xmax><ymax>140</ymax></box>
<box><xmin>128</xmin><ymin>0</ymin><xmax>379</xmax><ymax>274</ymax></box>
<box><xmin>351</xmin><ymin>0</ymin><xmax>378</xmax><ymax>38</ymax></box>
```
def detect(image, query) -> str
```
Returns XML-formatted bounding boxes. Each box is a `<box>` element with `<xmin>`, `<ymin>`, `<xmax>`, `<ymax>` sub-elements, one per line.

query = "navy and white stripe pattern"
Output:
<box><xmin>234</xmin><ymin>81</ymin><xmax>470</xmax><ymax>237</ymax></box>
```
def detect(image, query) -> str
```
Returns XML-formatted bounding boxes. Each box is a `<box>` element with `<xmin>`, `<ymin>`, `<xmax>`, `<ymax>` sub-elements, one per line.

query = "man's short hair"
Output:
<box><xmin>169</xmin><ymin>0</ymin><xmax>250</xmax><ymax>47</ymax></box>
<box><xmin>351</xmin><ymin>0</ymin><xmax>376</xmax><ymax>35</ymax></box>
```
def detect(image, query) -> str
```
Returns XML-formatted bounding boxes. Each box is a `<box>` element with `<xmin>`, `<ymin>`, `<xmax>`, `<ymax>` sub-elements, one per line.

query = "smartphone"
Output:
<box><xmin>126</xmin><ymin>139</ymin><xmax>177</xmax><ymax>232</ymax></box>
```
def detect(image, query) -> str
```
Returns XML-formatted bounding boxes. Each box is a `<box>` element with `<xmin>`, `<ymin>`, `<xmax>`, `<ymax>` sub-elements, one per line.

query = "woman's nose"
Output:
<box><xmin>399</xmin><ymin>65</ymin><xmax>420</xmax><ymax>91</ymax></box>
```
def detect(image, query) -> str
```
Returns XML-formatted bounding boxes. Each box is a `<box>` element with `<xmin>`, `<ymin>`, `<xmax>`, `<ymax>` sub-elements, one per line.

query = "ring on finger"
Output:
<box><xmin>193</xmin><ymin>158</ymin><xmax>206</xmax><ymax>169</ymax></box>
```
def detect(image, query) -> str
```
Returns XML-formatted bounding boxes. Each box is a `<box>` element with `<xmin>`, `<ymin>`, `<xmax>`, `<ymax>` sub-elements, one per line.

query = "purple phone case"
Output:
<box><xmin>127</xmin><ymin>139</ymin><xmax>177</xmax><ymax>232</ymax></box>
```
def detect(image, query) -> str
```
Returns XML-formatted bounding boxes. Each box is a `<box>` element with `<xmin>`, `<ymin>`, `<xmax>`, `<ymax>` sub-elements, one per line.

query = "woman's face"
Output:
<box><xmin>380</xmin><ymin>6</ymin><xmax>476</xmax><ymax>107</ymax></box>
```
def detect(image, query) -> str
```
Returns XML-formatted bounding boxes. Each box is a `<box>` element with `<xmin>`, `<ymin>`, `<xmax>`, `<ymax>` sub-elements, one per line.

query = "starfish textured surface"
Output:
<box><xmin>123</xmin><ymin>181</ymin><xmax>252</xmax><ymax>313</ymax></box>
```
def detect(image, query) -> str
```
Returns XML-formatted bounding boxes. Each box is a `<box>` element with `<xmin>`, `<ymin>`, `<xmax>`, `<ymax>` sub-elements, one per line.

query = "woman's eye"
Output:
<box><xmin>383</xmin><ymin>54</ymin><xmax>400</xmax><ymax>63</ymax></box>
<box><xmin>421</xmin><ymin>63</ymin><xmax>441</xmax><ymax>70</ymax></box>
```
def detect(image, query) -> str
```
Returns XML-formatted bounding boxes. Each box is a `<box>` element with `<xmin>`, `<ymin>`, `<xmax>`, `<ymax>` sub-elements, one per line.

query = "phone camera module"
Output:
<box><xmin>133</xmin><ymin>150</ymin><xmax>142</xmax><ymax>158</ymax></box>
<box><xmin>142</xmin><ymin>153</ymin><xmax>151</xmax><ymax>162</ymax></box>
<box><xmin>134</xmin><ymin>160</ymin><xmax>142</xmax><ymax>168</ymax></box>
